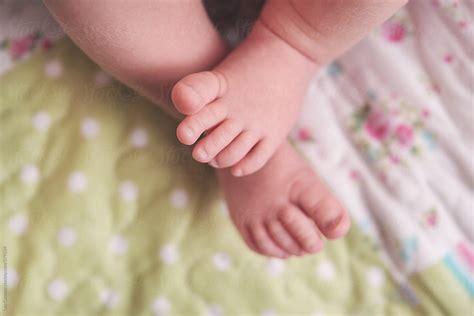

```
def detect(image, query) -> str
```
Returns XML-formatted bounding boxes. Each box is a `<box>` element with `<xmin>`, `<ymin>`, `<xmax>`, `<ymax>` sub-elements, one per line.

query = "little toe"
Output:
<box><xmin>171</xmin><ymin>71</ymin><xmax>227</xmax><ymax>115</ymax></box>
<box><xmin>192</xmin><ymin>119</ymin><xmax>242</xmax><ymax>163</ymax></box>
<box><xmin>266</xmin><ymin>220</ymin><xmax>304</xmax><ymax>256</ymax></box>
<box><xmin>279</xmin><ymin>205</ymin><xmax>324</xmax><ymax>254</ymax></box>
<box><xmin>176</xmin><ymin>101</ymin><xmax>227</xmax><ymax>145</ymax></box>
<box><xmin>296</xmin><ymin>184</ymin><xmax>351</xmax><ymax>240</ymax></box>
<box><xmin>250</xmin><ymin>223</ymin><xmax>289</xmax><ymax>258</ymax></box>
<box><xmin>212</xmin><ymin>131</ymin><xmax>259</xmax><ymax>168</ymax></box>
<box><xmin>241</xmin><ymin>226</ymin><xmax>261</xmax><ymax>255</ymax></box>
<box><xmin>231</xmin><ymin>138</ymin><xmax>276</xmax><ymax>177</ymax></box>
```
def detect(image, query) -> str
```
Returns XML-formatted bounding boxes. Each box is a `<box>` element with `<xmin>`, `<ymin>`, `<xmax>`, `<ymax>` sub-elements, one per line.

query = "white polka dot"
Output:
<box><xmin>68</xmin><ymin>171</ymin><xmax>87</xmax><ymax>193</ymax></box>
<box><xmin>57</xmin><ymin>226</ymin><xmax>77</xmax><ymax>247</ymax></box>
<box><xmin>129</xmin><ymin>128</ymin><xmax>148</xmax><ymax>148</ymax></box>
<box><xmin>100</xmin><ymin>288</ymin><xmax>120</xmax><ymax>308</ymax></box>
<box><xmin>44</xmin><ymin>60</ymin><xmax>63</xmax><ymax>78</ymax></box>
<box><xmin>94</xmin><ymin>71</ymin><xmax>112</xmax><ymax>87</ymax></box>
<box><xmin>119</xmin><ymin>180</ymin><xmax>138</xmax><ymax>202</ymax></box>
<box><xmin>212</xmin><ymin>252</ymin><xmax>232</xmax><ymax>271</ymax></box>
<box><xmin>159</xmin><ymin>243</ymin><xmax>179</xmax><ymax>265</ymax></box>
<box><xmin>47</xmin><ymin>279</ymin><xmax>69</xmax><ymax>301</ymax></box>
<box><xmin>206</xmin><ymin>304</ymin><xmax>224</xmax><ymax>316</ymax></box>
<box><xmin>266</xmin><ymin>258</ymin><xmax>285</xmax><ymax>277</ymax></box>
<box><xmin>366</xmin><ymin>267</ymin><xmax>385</xmax><ymax>288</ymax></box>
<box><xmin>170</xmin><ymin>188</ymin><xmax>188</xmax><ymax>209</ymax></box>
<box><xmin>4</xmin><ymin>268</ymin><xmax>18</xmax><ymax>289</ymax></box>
<box><xmin>152</xmin><ymin>296</ymin><xmax>171</xmax><ymax>316</ymax></box>
<box><xmin>317</xmin><ymin>260</ymin><xmax>336</xmax><ymax>281</ymax></box>
<box><xmin>8</xmin><ymin>214</ymin><xmax>28</xmax><ymax>235</ymax></box>
<box><xmin>20</xmin><ymin>164</ymin><xmax>39</xmax><ymax>184</ymax></box>
<box><xmin>108</xmin><ymin>235</ymin><xmax>128</xmax><ymax>255</ymax></box>
<box><xmin>261</xmin><ymin>310</ymin><xmax>277</xmax><ymax>316</ymax></box>
<box><xmin>80</xmin><ymin>118</ymin><xmax>100</xmax><ymax>138</ymax></box>
<box><xmin>32</xmin><ymin>111</ymin><xmax>51</xmax><ymax>131</ymax></box>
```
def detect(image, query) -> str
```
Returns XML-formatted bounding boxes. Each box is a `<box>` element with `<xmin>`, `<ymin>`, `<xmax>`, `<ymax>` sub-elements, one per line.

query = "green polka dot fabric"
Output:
<box><xmin>0</xmin><ymin>39</ymin><xmax>464</xmax><ymax>316</ymax></box>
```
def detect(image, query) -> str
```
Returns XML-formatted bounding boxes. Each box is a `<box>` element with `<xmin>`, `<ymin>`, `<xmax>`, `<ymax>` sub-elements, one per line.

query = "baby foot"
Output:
<box><xmin>172</xmin><ymin>21</ymin><xmax>318</xmax><ymax>176</ymax></box>
<box><xmin>217</xmin><ymin>142</ymin><xmax>350</xmax><ymax>258</ymax></box>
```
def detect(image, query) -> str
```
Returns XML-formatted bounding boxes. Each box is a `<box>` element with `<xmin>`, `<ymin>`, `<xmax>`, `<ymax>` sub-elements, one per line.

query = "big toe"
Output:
<box><xmin>171</xmin><ymin>71</ymin><xmax>226</xmax><ymax>115</ymax></box>
<box><xmin>294</xmin><ymin>180</ymin><xmax>351</xmax><ymax>240</ymax></box>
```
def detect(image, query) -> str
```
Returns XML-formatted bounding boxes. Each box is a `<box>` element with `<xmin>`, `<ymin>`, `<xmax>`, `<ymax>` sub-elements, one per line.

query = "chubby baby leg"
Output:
<box><xmin>260</xmin><ymin>0</ymin><xmax>409</xmax><ymax>65</ymax></box>
<box><xmin>43</xmin><ymin>0</ymin><xmax>229</xmax><ymax>118</ymax></box>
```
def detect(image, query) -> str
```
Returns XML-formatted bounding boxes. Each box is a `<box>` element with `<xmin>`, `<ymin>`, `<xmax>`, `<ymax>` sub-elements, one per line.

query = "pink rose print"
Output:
<box><xmin>350</xmin><ymin>170</ymin><xmax>361</xmax><ymax>180</ymax></box>
<box><xmin>296</xmin><ymin>127</ymin><xmax>313</xmax><ymax>141</ymax></box>
<box><xmin>390</xmin><ymin>154</ymin><xmax>401</xmax><ymax>164</ymax></box>
<box><xmin>422</xmin><ymin>108</ymin><xmax>431</xmax><ymax>118</ymax></box>
<box><xmin>424</xmin><ymin>210</ymin><xmax>439</xmax><ymax>227</ymax></box>
<box><xmin>443</xmin><ymin>53</ymin><xmax>454</xmax><ymax>63</ymax></box>
<box><xmin>382</xmin><ymin>21</ymin><xmax>405</xmax><ymax>43</ymax></box>
<box><xmin>365</xmin><ymin>111</ymin><xmax>391</xmax><ymax>140</ymax></box>
<box><xmin>395</xmin><ymin>124</ymin><xmax>414</xmax><ymax>146</ymax></box>
<box><xmin>41</xmin><ymin>38</ymin><xmax>53</xmax><ymax>51</ymax></box>
<box><xmin>10</xmin><ymin>35</ymin><xmax>34</xmax><ymax>59</ymax></box>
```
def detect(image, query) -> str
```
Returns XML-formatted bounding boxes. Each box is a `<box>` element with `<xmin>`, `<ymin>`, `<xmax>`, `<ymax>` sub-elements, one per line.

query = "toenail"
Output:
<box><xmin>195</xmin><ymin>148</ymin><xmax>208</xmax><ymax>161</ymax></box>
<box><xmin>325</xmin><ymin>215</ymin><xmax>343</xmax><ymax>231</ymax></box>
<box><xmin>183</xmin><ymin>126</ymin><xmax>194</xmax><ymax>139</ymax></box>
<box><xmin>233</xmin><ymin>168</ymin><xmax>243</xmax><ymax>177</ymax></box>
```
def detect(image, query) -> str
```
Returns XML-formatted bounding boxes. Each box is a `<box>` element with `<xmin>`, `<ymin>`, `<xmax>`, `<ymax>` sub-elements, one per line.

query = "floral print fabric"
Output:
<box><xmin>292</xmin><ymin>0</ymin><xmax>473</xmax><ymax>290</ymax></box>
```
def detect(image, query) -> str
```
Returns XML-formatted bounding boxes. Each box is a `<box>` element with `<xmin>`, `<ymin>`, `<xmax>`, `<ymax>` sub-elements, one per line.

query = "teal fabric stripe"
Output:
<box><xmin>443</xmin><ymin>255</ymin><xmax>474</xmax><ymax>297</ymax></box>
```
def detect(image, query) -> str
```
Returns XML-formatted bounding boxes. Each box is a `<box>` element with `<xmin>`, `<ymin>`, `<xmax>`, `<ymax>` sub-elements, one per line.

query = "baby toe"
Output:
<box><xmin>297</xmin><ymin>185</ymin><xmax>351</xmax><ymax>240</ymax></box>
<box><xmin>212</xmin><ymin>131</ymin><xmax>259</xmax><ymax>168</ymax></box>
<box><xmin>266</xmin><ymin>219</ymin><xmax>304</xmax><ymax>256</ymax></box>
<box><xmin>239</xmin><ymin>225</ymin><xmax>261</xmax><ymax>255</ymax></box>
<box><xmin>192</xmin><ymin>119</ymin><xmax>242</xmax><ymax>162</ymax></box>
<box><xmin>279</xmin><ymin>205</ymin><xmax>324</xmax><ymax>254</ymax></box>
<box><xmin>322</xmin><ymin>208</ymin><xmax>351</xmax><ymax>240</ymax></box>
<box><xmin>231</xmin><ymin>138</ymin><xmax>276</xmax><ymax>177</ymax></box>
<box><xmin>176</xmin><ymin>101</ymin><xmax>227</xmax><ymax>145</ymax></box>
<box><xmin>249</xmin><ymin>223</ymin><xmax>289</xmax><ymax>259</ymax></box>
<box><xmin>172</xmin><ymin>71</ymin><xmax>226</xmax><ymax>115</ymax></box>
